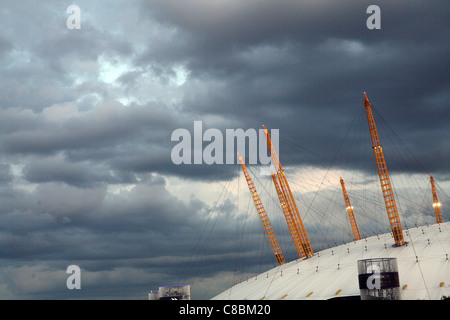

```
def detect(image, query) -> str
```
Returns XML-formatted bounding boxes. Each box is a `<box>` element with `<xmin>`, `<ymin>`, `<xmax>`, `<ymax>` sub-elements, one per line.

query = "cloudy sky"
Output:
<box><xmin>0</xmin><ymin>0</ymin><xmax>448</xmax><ymax>299</ymax></box>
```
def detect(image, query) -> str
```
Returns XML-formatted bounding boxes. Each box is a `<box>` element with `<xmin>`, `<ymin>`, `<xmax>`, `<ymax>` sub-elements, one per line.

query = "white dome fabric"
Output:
<box><xmin>213</xmin><ymin>222</ymin><xmax>449</xmax><ymax>300</ymax></box>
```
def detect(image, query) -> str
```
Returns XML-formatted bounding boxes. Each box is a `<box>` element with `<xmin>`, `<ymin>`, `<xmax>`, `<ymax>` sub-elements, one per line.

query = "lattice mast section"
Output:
<box><xmin>263</xmin><ymin>126</ymin><xmax>313</xmax><ymax>258</ymax></box>
<box><xmin>430</xmin><ymin>174</ymin><xmax>443</xmax><ymax>224</ymax></box>
<box><xmin>339</xmin><ymin>177</ymin><xmax>362</xmax><ymax>241</ymax></box>
<box><xmin>238</xmin><ymin>156</ymin><xmax>286</xmax><ymax>265</ymax></box>
<box><xmin>363</xmin><ymin>92</ymin><xmax>405</xmax><ymax>246</ymax></box>
<box><xmin>271</xmin><ymin>173</ymin><xmax>306</xmax><ymax>258</ymax></box>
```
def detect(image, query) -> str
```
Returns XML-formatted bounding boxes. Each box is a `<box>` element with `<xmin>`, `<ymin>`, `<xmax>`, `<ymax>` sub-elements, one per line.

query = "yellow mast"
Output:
<box><xmin>364</xmin><ymin>92</ymin><xmax>405</xmax><ymax>246</ymax></box>
<box><xmin>340</xmin><ymin>177</ymin><xmax>362</xmax><ymax>241</ymax></box>
<box><xmin>238</xmin><ymin>156</ymin><xmax>286</xmax><ymax>265</ymax></box>
<box><xmin>430</xmin><ymin>174</ymin><xmax>443</xmax><ymax>224</ymax></box>
<box><xmin>263</xmin><ymin>126</ymin><xmax>313</xmax><ymax>258</ymax></box>
<box><xmin>271</xmin><ymin>172</ymin><xmax>306</xmax><ymax>258</ymax></box>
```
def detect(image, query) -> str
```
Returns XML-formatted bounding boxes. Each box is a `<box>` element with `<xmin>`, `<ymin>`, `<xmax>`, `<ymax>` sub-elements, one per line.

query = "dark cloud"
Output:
<box><xmin>0</xmin><ymin>164</ymin><xmax>13</xmax><ymax>185</ymax></box>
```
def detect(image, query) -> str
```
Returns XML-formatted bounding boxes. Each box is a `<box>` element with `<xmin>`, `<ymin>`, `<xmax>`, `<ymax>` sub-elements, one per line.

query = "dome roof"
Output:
<box><xmin>212</xmin><ymin>222</ymin><xmax>450</xmax><ymax>300</ymax></box>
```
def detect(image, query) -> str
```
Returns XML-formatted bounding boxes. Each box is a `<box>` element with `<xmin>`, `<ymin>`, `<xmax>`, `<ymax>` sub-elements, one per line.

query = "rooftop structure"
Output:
<box><xmin>212</xmin><ymin>222</ymin><xmax>449</xmax><ymax>300</ymax></box>
<box><xmin>211</xmin><ymin>93</ymin><xmax>448</xmax><ymax>300</ymax></box>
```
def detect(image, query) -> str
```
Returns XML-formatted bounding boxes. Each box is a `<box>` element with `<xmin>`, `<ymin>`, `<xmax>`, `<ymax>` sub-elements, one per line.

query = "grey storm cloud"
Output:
<box><xmin>0</xmin><ymin>0</ymin><xmax>448</xmax><ymax>299</ymax></box>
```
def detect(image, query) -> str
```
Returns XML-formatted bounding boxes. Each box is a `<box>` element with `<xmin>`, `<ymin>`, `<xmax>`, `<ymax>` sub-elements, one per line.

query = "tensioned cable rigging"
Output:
<box><xmin>179</xmin><ymin>164</ymin><xmax>237</xmax><ymax>287</ymax></box>
<box><xmin>195</xmin><ymin>96</ymin><xmax>447</xmax><ymax>299</ymax></box>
